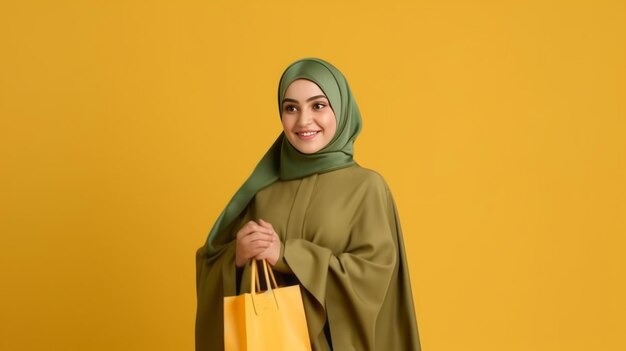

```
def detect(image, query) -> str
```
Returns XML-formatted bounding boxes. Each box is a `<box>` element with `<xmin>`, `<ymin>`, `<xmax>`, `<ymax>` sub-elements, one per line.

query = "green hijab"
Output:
<box><xmin>206</xmin><ymin>58</ymin><xmax>362</xmax><ymax>250</ymax></box>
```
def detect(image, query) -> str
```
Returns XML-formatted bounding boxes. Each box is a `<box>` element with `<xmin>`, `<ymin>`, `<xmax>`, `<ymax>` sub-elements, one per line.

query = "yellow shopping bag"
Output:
<box><xmin>224</xmin><ymin>259</ymin><xmax>311</xmax><ymax>351</ymax></box>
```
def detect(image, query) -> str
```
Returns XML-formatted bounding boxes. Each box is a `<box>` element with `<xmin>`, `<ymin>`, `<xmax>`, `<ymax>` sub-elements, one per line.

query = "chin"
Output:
<box><xmin>295</xmin><ymin>145</ymin><xmax>322</xmax><ymax>154</ymax></box>
<box><xmin>297</xmin><ymin>148</ymin><xmax>317</xmax><ymax>154</ymax></box>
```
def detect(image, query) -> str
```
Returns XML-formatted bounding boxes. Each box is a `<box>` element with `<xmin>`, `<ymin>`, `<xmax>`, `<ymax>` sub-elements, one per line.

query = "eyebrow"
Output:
<box><xmin>282</xmin><ymin>95</ymin><xmax>328</xmax><ymax>104</ymax></box>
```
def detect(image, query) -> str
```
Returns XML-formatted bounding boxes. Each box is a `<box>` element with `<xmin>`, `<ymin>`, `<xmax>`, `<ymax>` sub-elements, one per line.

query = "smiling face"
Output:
<box><xmin>281</xmin><ymin>79</ymin><xmax>337</xmax><ymax>154</ymax></box>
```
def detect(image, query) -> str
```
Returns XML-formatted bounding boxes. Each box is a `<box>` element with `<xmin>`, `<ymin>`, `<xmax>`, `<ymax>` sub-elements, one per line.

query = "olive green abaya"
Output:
<box><xmin>195</xmin><ymin>58</ymin><xmax>420</xmax><ymax>350</ymax></box>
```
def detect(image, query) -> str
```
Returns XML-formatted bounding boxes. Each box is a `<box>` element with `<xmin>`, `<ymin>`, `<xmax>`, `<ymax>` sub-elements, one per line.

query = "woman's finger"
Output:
<box><xmin>258</xmin><ymin>219</ymin><xmax>275</xmax><ymax>231</ymax></box>
<box><xmin>258</xmin><ymin>220</ymin><xmax>279</xmax><ymax>240</ymax></box>
<box><xmin>235</xmin><ymin>221</ymin><xmax>275</xmax><ymax>266</ymax></box>
<box><xmin>236</xmin><ymin>221</ymin><xmax>257</xmax><ymax>239</ymax></box>
<box><xmin>245</xmin><ymin>232</ymin><xmax>274</xmax><ymax>243</ymax></box>
<box><xmin>237</xmin><ymin>222</ymin><xmax>272</xmax><ymax>239</ymax></box>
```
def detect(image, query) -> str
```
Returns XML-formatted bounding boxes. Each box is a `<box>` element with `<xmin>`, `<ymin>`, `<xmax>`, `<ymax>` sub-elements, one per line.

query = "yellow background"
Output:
<box><xmin>1</xmin><ymin>0</ymin><xmax>624</xmax><ymax>350</ymax></box>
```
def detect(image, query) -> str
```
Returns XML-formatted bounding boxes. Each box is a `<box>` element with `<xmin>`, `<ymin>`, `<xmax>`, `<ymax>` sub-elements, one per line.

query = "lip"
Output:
<box><xmin>295</xmin><ymin>130</ymin><xmax>321</xmax><ymax>140</ymax></box>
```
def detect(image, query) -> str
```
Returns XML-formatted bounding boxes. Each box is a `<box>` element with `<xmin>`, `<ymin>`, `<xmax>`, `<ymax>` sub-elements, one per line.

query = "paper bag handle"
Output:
<box><xmin>250</xmin><ymin>259</ymin><xmax>278</xmax><ymax>293</ymax></box>
<box><xmin>249</xmin><ymin>259</ymin><xmax>280</xmax><ymax>315</ymax></box>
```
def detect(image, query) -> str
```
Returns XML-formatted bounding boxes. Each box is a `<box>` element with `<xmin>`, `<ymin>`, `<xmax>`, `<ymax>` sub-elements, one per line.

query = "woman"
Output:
<box><xmin>196</xmin><ymin>58</ymin><xmax>420</xmax><ymax>350</ymax></box>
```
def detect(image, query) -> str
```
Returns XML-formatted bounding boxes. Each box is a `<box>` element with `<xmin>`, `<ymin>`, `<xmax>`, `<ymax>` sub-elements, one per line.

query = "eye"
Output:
<box><xmin>283</xmin><ymin>105</ymin><xmax>297</xmax><ymax>113</ymax></box>
<box><xmin>313</xmin><ymin>102</ymin><xmax>327</xmax><ymax>110</ymax></box>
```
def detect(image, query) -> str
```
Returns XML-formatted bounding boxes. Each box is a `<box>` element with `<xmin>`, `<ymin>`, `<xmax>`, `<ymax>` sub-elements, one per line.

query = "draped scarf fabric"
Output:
<box><xmin>205</xmin><ymin>58</ymin><xmax>362</xmax><ymax>252</ymax></box>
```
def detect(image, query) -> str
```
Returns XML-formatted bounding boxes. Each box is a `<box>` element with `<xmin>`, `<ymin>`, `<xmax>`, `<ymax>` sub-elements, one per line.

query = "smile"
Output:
<box><xmin>296</xmin><ymin>130</ymin><xmax>320</xmax><ymax>140</ymax></box>
<box><xmin>298</xmin><ymin>131</ymin><xmax>319</xmax><ymax>136</ymax></box>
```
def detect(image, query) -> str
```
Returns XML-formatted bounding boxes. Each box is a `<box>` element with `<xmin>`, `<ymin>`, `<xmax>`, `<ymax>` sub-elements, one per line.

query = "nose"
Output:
<box><xmin>296</xmin><ymin>110</ymin><xmax>313</xmax><ymax>127</ymax></box>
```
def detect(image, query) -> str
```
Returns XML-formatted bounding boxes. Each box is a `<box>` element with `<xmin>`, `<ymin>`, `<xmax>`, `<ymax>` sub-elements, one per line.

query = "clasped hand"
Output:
<box><xmin>235</xmin><ymin>219</ymin><xmax>281</xmax><ymax>267</ymax></box>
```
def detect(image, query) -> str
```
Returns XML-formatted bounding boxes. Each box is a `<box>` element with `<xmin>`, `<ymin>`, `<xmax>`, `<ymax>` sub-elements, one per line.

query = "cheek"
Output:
<box><xmin>281</xmin><ymin>117</ymin><xmax>292</xmax><ymax>132</ymax></box>
<box><xmin>324</xmin><ymin>113</ymin><xmax>337</xmax><ymax>137</ymax></box>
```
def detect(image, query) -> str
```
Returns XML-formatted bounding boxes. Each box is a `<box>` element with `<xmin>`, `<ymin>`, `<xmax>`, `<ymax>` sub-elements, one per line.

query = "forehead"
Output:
<box><xmin>283</xmin><ymin>79</ymin><xmax>326</xmax><ymax>99</ymax></box>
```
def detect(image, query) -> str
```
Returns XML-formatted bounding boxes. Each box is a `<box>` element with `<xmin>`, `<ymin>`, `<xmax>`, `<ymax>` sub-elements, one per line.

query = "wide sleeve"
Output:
<box><xmin>282</xmin><ymin>174</ymin><xmax>397</xmax><ymax>350</ymax></box>
<box><xmin>195</xmin><ymin>210</ymin><xmax>250</xmax><ymax>351</ymax></box>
